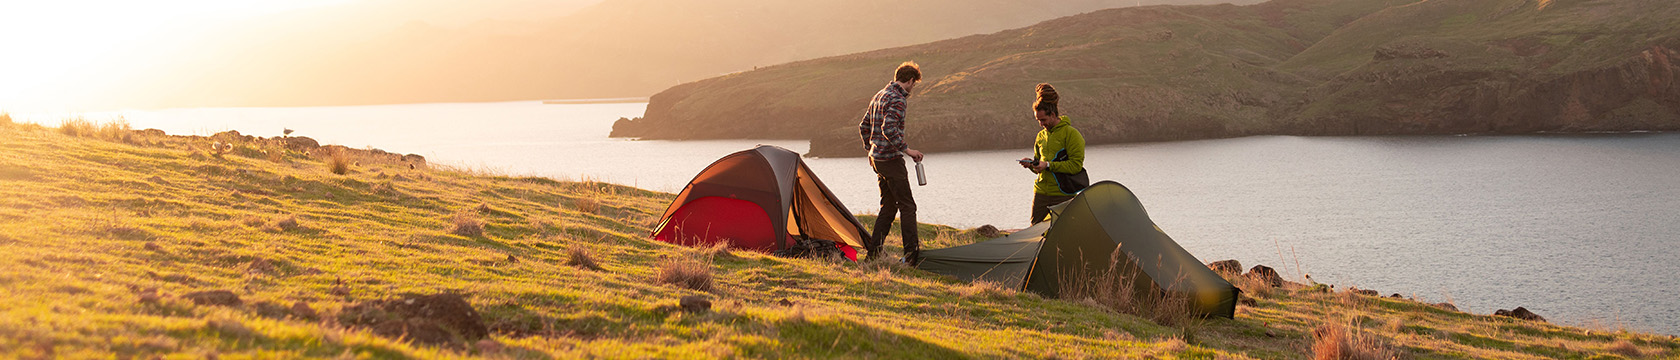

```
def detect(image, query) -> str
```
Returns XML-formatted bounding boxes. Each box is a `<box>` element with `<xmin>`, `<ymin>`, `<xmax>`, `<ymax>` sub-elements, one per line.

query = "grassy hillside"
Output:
<box><xmin>610</xmin><ymin>0</ymin><xmax>1680</xmax><ymax>157</ymax></box>
<box><xmin>2</xmin><ymin>117</ymin><xmax>1676</xmax><ymax>358</ymax></box>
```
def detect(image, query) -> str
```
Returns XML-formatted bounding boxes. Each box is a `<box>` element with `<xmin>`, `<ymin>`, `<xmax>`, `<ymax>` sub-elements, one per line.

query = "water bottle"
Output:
<box><xmin>902</xmin><ymin>151</ymin><xmax>927</xmax><ymax>186</ymax></box>
<box><xmin>914</xmin><ymin>160</ymin><xmax>927</xmax><ymax>186</ymax></box>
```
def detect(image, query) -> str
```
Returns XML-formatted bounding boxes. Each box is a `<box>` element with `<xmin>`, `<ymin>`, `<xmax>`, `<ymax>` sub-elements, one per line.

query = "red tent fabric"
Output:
<box><xmin>651</xmin><ymin>145</ymin><xmax>870</xmax><ymax>260</ymax></box>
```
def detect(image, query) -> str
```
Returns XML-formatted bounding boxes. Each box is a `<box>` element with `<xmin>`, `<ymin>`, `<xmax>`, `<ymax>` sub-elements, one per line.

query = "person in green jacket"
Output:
<box><xmin>1018</xmin><ymin>83</ymin><xmax>1087</xmax><ymax>224</ymax></box>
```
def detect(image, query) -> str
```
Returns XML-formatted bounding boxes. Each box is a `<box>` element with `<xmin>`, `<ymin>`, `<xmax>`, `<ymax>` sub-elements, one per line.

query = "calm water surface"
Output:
<box><xmin>26</xmin><ymin>101</ymin><xmax>1679</xmax><ymax>334</ymax></box>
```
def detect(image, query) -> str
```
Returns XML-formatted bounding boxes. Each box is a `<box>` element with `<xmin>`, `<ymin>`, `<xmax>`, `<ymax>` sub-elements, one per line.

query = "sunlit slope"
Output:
<box><xmin>612</xmin><ymin>0</ymin><xmax>1680</xmax><ymax>157</ymax></box>
<box><xmin>1281</xmin><ymin>0</ymin><xmax>1680</xmax><ymax>135</ymax></box>
<box><xmin>3</xmin><ymin>119</ymin><xmax>1676</xmax><ymax>358</ymax></box>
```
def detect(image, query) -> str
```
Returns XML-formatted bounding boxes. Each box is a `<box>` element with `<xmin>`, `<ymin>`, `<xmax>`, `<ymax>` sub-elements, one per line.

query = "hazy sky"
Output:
<box><xmin>0</xmin><ymin>0</ymin><xmax>1245</xmax><ymax>113</ymax></box>
<box><xmin>0</xmin><ymin>0</ymin><xmax>599</xmax><ymax>112</ymax></box>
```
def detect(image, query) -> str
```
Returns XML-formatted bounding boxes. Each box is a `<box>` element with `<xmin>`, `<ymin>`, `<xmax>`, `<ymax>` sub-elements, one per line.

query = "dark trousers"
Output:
<box><xmin>1031</xmin><ymin>193</ymin><xmax>1075</xmax><ymax>224</ymax></box>
<box><xmin>869</xmin><ymin>156</ymin><xmax>919</xmax><ymax>262</ymax></box>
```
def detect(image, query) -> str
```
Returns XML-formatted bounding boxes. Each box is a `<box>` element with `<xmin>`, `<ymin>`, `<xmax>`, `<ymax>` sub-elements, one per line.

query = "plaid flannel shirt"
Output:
<box><xmin>858</xmin><ymin>82</ymin><xmax>909</xmax><ymax>160</ymax></box>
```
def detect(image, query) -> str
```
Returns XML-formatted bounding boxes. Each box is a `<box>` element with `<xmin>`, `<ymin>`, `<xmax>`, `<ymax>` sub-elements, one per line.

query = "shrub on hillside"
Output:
<box><xmin>656</xmin><ymin>258</ymin><xmax>713</xmax><ymax>292</ymax></box>
<box><xmin>565</xmin><ymin>243</ymin><xmax>603</xmax><ymax>271</ymax></box>
<box><xmin>572</xmin><ymin>196</ymin><xmax>600</xmax><ymax>215</ymax></box>
<box><xmin>328</xmin><ymin>148</ymin><xmax>351</xmax><ymax>175</ymax></box>
<box><xmin>451</xmin><ymin>210</ymin><xmax>485</xmax><ymax>237</ymax></box>
<box><xmin>268</xmin><ymin>215</ymin><xmax>301</xmax><ymax>232</ymax></box>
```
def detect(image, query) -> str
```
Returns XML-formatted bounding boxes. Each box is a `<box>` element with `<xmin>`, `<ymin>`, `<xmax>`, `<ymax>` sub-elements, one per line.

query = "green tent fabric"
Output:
<box><xmin>916</xmin><ymin>181</ymin><xmax>1238</xmax><ymax>319</ymax></box>
<box><xmin>915</xmin><ymin>221</ymin><xmax>1051</xmax><ymax>287</ymax></box>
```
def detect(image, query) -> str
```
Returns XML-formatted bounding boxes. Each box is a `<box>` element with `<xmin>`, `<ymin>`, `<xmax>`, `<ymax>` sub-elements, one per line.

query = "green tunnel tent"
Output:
<box><xmin>650</xmin><ymin>145</ymin><xmax>870</xmax><ymax>261</ymax></box>
<box><xmin>916</xmin><ymin>181</ymin><xmax>1238</xmax><ymax>318</ymax></box>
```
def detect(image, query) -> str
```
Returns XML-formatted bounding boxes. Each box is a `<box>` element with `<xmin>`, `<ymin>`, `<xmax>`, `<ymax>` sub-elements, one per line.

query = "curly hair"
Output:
<box><xmin>1033</xmin><ymin>83</ymin><xmax>1059</xmax><ymax>115</ymax></box>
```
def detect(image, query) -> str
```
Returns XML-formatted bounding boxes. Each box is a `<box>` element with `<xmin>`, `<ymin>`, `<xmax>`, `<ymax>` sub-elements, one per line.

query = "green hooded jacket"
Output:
<box><xmin>1033</xmin><ymin>115</ymin><xmax>1086</xmax><ymax>196</ymax></box>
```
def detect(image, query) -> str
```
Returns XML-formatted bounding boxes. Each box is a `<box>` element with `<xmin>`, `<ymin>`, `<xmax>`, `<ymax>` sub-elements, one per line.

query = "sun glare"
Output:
<box><xmin>0</xmin><ymin>0</ymin><xmax>350</xmax><ymax>112</ymax></box>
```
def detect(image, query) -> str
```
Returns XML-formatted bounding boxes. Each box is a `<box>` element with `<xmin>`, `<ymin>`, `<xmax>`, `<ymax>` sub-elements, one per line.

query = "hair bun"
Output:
<box><xmin>1035</xmin><ymin>83</ymin><xmax>1059</xmax><ymax>104</ymax></box>
<box><xmin>1033</xmin><ymin>83</ymin><xmax>1061</xmax><ymax>115</ymax></box>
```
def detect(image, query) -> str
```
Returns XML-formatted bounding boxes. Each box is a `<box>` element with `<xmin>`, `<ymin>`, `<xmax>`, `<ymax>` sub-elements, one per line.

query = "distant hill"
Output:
<box><xmin>79</xmin><ymin>0</ymin><xmax>1255</xmax><ymax>109</ymax></box>
<box><xmin>610</xmin><ymin>0</ymin><xmax>1680</xmax><ymax>157</ymax></box>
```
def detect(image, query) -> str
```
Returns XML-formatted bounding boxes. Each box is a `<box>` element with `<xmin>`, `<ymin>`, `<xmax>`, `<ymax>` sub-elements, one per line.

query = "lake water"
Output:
<box><xmin>20</xmin><ymin>101</ymin><xmax>1680</xmax><ymax>335</ymax></box>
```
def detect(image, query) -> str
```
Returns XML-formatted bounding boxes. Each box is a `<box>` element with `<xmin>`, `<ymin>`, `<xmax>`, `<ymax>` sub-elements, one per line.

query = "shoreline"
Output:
<box><xmin>542</xmin><ymin>97</ymin><xmax>651</xmax><ymax>105</ymax></box>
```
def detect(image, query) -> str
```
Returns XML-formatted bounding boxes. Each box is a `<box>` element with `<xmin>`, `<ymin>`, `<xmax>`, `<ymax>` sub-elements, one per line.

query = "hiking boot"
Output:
<box><xmin>905</xmin><ymin>249</ymin><xmax>922</xmax><ymax>267</ymax></box>
<box><xmin>901</xmin><ymin>254</ymin><xmax>922</xmax><ymax>267</ymax></box>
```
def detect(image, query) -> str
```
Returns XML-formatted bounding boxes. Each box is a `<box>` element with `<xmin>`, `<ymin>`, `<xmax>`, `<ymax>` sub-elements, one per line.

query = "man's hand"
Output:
<box><xmin>1032</xmin><ymin>160</ymin><xmax>1050</xmax><ymax>173</ymax></box>
<box><xmin>906</xmin><ymin>149</ymin><xmax>925</xmax><ymax>162</ymax></box>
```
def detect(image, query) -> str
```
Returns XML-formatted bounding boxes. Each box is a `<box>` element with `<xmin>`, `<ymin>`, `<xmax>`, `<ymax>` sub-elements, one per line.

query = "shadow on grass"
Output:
<box><xmin>740</xmin><ymin>316</ymin><xmax>967</xmax><ymax>358</ymax></box>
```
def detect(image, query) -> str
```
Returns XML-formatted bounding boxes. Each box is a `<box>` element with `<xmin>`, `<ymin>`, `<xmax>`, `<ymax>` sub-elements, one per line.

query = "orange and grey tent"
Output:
<box><xmin>651</xmin><ymin>145</ymin><xmax>870</xmax><ymax>260</ymax></box>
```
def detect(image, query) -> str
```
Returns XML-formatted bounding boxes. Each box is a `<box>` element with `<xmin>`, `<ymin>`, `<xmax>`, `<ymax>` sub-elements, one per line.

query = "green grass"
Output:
<box><xmin>2</xmin><ymin>120</ymin><xmax>1677</xmax><ymax>358</ymax></box>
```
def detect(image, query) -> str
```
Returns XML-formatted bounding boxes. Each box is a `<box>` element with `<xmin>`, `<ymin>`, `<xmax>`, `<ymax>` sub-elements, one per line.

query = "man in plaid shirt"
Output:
<box><xmin>858</xmin><ymin>61</ymin><xmax>925</xmax><ymax>264</ymax></box>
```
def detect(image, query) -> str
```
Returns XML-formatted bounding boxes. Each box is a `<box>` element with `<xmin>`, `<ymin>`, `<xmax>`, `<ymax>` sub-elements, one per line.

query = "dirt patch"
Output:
<box><xmin>679</xmin><ymin>295</ymin><xmax>712</xmax><ymax>313</ymax></box>
<box><xmin>245</xmin><ymin>258</ymin><xmax>276</xmax><ymax>275</ymax></box>
<box><xmin>183</xmin><ymin>290</ymin><xmax>242</xmax><ymax>307</ymax></box>
<box><xmin>338</xmin><ymin>293</ymin><xmax>488</xmax><ymax>347</ymax></box>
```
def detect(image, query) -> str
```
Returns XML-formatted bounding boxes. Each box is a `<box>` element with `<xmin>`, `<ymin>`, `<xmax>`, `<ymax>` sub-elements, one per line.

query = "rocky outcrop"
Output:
<box><xmin>1494</xmin><ymin>306</ymin><xmax>1547</xmax><ymax>322</ymax></box>
<box><xmin>1208</xmin><ymin>260</ymin><xmax>1243</xmax><ymax>276</ymax></box>
<box><xmin>1245</xmin><ymin>265</ymin><xmax>1283</xmax><ymax>288</ymax></box>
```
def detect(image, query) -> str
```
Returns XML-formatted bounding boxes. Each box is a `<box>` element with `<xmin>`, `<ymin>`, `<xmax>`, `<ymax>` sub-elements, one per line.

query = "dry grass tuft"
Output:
<box><xmin>693</xmin><ymin>241</ymin><xmax>733</xmax><ymax>261</ymax></box>
<box><xmin>1312</xmin><ymin>317</ymin><xmax>1398</xmax><ymax>360</ymax></box>
<box><xmin>1605</xmin><ymin>339</ymin><xmax>1641</xmax><ymax>357</ymax></box>
<box><xmin>98</xmin><ymin>120</ymin><xmax>133</xmax><ymax>143</ymax></box>
<box><xmin>56</xmin><ymin>116</ymin><xmax>135</xmax><ymax>143</ymax></box>
<box><xmin>573</xmin><ymin>196</ymin><xmax>601</xmax><ymax>215</ymax></box>
<box><xmin>1155</xmin><ymin>336</ymin><xmax>1189</xmax><ymax>352</ymax></box>
<box><xmin>1337</xmin><ymin>288</ymin><xmax>1372</xmax><ymax>308</ymax></box>
<box><xmin>857</xmin><ymin>255</ymin><xmax>907</xmax><ymax>275</ymax></box>
<box><xmin>0</xmin><ymin>112</ymin><xmax>11</xmax><ymax>124</ymax></box>
<box><xmin>1103</xmin><ymin>329</ymin><xmax>1137</xmax><ymax>342</ymax></box>
<box><xmin>59</xmin><ymin>117</ymin><xmax>95</xmax><ymax>137</ymax></box>
<box><xmin>327</xmin><ymin>148</ymin><xmax>351</xmax><ymax>175</ymax></box>
<box><xmin>566</xmin><ymin>243</ymin><xmax>604</xmax><ymax>271</ymax></box>
<box><xmin>1058</xmin><ymin>247</ymin><xmax>1199</xmax><ymax>327</ymax></box>
<box><xmin>450</xmin><ymin>210</ymin><xmax>485</xmax><ymax>237</ymax></box>
<box><xmin>956</xmin><ymin>280</ymin><xmax>1013</xmax><ymax>299</ymax></box>
<box><xmin>268</xmin><ymin>215</ymin><xmax>300</xmax><ymax>232</ymax></box>
<box><xmin>656</xmin><ymin>257</ymin><xmax>714</xmax><ymax>292</ymax></box>
<box><xmin>1228</xmin><ymin>272</ymin><xmax>1276</xmax><ymax>299</ymax></box>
